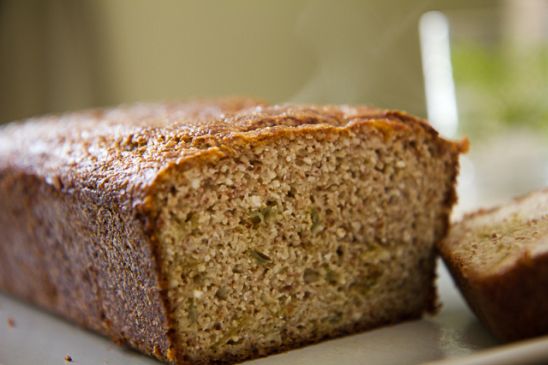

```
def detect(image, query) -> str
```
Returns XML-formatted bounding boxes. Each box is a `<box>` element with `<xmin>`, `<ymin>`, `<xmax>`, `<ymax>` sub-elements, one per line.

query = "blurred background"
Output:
<box><xmin>0</xmin><ymin>0</ymin><xmax>547</xmax><ymax>212</ymax></box>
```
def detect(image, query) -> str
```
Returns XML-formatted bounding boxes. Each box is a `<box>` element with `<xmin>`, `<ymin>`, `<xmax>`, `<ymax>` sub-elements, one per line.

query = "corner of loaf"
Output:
<box><xmin>145</xmin><ymin>112</ymin><xmax>462</xmax><ymax>364</ymax></box>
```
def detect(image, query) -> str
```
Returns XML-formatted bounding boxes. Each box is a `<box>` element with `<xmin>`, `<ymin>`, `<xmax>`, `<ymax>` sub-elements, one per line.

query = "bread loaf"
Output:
<box><xmin>0</xmin><ymin>99</ymin><xmax>464</xmax><ymax>364</ymax></box>
<box><xmin>439</xmin><ymin>189</ymin><xmax>548</xmax><ymax>341</ymax></box>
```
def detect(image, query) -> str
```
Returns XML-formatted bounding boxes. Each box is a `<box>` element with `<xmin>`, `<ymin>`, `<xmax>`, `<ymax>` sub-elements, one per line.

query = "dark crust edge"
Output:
<box><xmin>441</xmin><ymin>249</ymin><xmax>548</xmax><ymax>341</ymax></box>
<box><xmin>136</xmin><ymin>201</ymin><xmax>179</xmax><ymax>363</ymax></box>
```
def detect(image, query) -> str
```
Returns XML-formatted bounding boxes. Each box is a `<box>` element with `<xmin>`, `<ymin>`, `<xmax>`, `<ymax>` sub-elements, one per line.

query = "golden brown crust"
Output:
<box><xmin>0</xmin><ymin>98</ymin><xmax>464</xmax><ymax>364</ymax></box>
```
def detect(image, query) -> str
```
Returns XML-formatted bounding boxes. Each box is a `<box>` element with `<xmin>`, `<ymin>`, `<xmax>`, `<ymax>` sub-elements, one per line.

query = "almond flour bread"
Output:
<box><xmin>439</xmin><ymin>189</ymin><xmax>548</xmax><ymax>341</ymax></box>
<box><xmin>0</xmin><ymin>98</ymin><xmax>465</xmax><ymax>364</ymax></box>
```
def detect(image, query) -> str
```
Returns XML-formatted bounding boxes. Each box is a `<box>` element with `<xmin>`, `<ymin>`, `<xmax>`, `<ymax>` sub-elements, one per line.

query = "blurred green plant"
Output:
<box><xmin>452</xmin><ymin>43</ymin><xmax>548</xmax><ymax>139</ymax></box>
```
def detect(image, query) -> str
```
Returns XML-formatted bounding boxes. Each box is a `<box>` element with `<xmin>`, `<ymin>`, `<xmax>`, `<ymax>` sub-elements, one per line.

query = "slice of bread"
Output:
<box><xmin>439</xmin><ymin>188</ymin><xmax>548</xmax><ymax>341</ymax></box>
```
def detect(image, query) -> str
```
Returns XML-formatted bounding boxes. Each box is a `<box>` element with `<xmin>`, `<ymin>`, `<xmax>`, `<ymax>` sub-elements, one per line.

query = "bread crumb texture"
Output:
<box><xmin>155</xmin><ymin>122</ymin><xmax>457</xmax><ymax>363</ymax></box>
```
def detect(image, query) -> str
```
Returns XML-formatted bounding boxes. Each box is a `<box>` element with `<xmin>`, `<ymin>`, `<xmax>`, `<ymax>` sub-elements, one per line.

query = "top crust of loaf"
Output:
<box><xmin>0</xmin><ymin>98</ymin><xmax>467</xmax><ymax>210</ymax></box>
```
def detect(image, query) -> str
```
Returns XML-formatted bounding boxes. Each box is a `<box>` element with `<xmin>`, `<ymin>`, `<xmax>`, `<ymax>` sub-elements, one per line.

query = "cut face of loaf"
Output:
<box><xmin>439</xmin><ymin>189</ymin><xmax>548</xmax><ymax>341</ymax></box>
<box><xmin>0</xmin><ymin>99</ymin><xmax>464</xmax><ymax>365</ymax></box>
